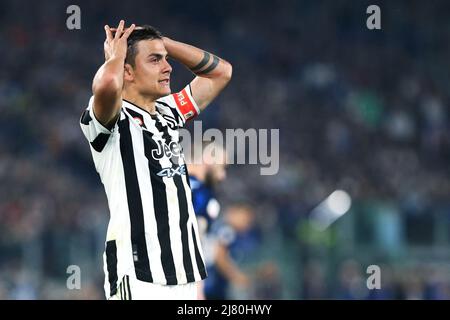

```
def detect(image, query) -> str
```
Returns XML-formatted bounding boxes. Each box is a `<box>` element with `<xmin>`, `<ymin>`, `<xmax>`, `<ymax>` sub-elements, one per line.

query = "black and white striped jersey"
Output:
<box><xmin>79</xmin><ymin>85</ymin><xmax>206</xmax><ymax>297</ymax></box>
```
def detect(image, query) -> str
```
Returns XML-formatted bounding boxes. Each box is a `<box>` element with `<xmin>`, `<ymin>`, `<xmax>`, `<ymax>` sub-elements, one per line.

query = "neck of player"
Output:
<box><xmin>122</xmin><ymin>90</ymin><xmax>157</xmax><ymax>115</ymax></box>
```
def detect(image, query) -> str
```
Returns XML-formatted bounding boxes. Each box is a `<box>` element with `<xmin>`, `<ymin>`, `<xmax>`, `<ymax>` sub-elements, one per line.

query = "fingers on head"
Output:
<box><xmin>115</xmin><ymin>20</ymin><xmax>125</xmax><ymax>38</ymax></box>
<box><xmin>104</xmin><ymin>25</ymin><xmax>113</xmax><ymax>41</ymax></box>
<box><xmin>123</xmin><ymin>24</ymin><xmax>136</xmax><ymax>38</ymax></box>
<box><xmin>105</xmin><ymin>21</ymin><xmax>134</xmax><ymax>40</ymax></box>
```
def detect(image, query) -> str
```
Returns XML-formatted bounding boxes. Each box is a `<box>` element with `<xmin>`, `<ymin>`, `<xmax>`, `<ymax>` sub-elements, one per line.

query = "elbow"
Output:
<box><xmin>221</xmin><ymin>60</ymin><xmax>233</xmax><ymax>83</ymax></box>
<box><xmin>93</xmin><ymin>75</ymin><xmax>121</xmax><ymax>96</ymax></box>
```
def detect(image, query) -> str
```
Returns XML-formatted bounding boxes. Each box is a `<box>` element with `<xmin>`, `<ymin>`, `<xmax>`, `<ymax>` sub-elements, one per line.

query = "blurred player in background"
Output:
<box><xmin>188</xmin><ymin>142</ymin><xmax>227</xmax><ymax>298</ymax></box>
<box><xmin>79</xmin><ymin>20</ymin><xmax>232</xmax><ymax>300</ymax></box>
<box><xmin>189</xmin><ymin>144</ymin><xmax>257</xmax><ymax>299</ymax></box>
<box><xmin>203</xmin><ymin>204</ymin><xmax>255</xmax><ymax>300</ymax></box>
<box><xmin>188</xmin><ymin>142</ymin><xmax>227</xmax><ymax>237</ymax></box>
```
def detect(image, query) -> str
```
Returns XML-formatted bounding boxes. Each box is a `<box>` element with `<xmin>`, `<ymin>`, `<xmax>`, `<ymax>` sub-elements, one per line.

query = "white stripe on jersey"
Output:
<box><xmin>80</xmin><ymin>85</ymin><xmax>207</xmax><ymax>298</ymax></box>
<box><xmin>164</xmin><ymin>176</ymin><xmax>188</xmax><ymax>284</ymax></box>
<box><xmin>126</xmin><ymin>111</ymin><xmax>167</xmax><ymax>284</ymax></box>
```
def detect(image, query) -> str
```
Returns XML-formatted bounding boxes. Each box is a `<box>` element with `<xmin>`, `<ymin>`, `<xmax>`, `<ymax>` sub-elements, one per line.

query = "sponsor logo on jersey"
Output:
<box><xmin>133</xmin><ymin>116</ymin><xmax>143</xmax><ymax>126</ymax></box>
<box><xmin>152</xmin><ymin>140</ymin><xmax>182</xmax><ymax>160</ymax></box>
<box><xmin>157</xmin><ymin>164</ymin><xmax>186</xmax><ymax>178</ymax></box>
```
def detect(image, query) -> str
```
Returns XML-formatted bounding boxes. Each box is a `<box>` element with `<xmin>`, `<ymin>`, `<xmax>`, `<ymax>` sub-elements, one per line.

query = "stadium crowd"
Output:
<box><xmin>0</xmin><ymin>0</ymin><xmax>449</xmax><ymax>299</ymax></box>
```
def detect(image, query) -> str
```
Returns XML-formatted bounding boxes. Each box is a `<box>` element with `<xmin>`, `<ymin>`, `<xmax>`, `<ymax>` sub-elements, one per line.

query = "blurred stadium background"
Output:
<box><xmin>1</xmin><ymin>0</ymin><xmax>450</xmax><ymax>299</ymax></box>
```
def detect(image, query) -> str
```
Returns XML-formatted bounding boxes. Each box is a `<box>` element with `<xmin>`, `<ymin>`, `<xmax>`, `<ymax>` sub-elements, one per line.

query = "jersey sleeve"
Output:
<box><xmin>156</xmin><ymin>84</ymin><xmax>201</xmax><ymax>128</ymax></box>
<box><xmin>79</xmin><ymin>96</ymin><xmax>117</xmax><ymax>153</ymax></box>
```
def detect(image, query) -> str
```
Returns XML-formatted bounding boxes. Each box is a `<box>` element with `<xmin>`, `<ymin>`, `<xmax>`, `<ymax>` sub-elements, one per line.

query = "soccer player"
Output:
<box><xmin>79</xmin><ymin>20</ymin><xmax>232</xmax><ymax>300</ymax></box>
<box><xmin>188</xmin><ymin>143</ymin><xmax>227</xmax><ymax>238</ymax></box>
<box><xmin>187</xmin><ymin>143</ymin><xmax>227</xmax><ymax>299</ymax></box>
<box><xmin>203</xmin><ymin>204</ymin><xmax>254</xmax><ymax>300</ymax></box>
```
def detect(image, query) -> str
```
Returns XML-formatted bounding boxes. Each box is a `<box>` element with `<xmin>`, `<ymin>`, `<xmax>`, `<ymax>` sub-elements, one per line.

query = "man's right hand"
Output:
<box><xmin>104</xmin><ymin>20</ymin><xmax>135</xmax><ymax>61</ymax></box>
<box><xmin>92</xmin><ymin>20</ymin><xmax>135</xmax><ymax>127</ymax></box>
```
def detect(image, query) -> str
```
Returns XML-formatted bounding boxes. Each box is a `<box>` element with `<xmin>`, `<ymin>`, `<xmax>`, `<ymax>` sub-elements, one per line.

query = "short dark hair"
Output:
<box><xmin>122</xmin><ymin>25</ymin><xmax>163</xmax><ymax>67</ymax></box>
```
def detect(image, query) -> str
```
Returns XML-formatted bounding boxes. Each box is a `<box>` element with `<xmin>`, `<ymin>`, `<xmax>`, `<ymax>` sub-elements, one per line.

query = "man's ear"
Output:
<box><xmin>124</xmin><ymin>64</ymin><xmax>134</xmax><ymax>81</ymax></box>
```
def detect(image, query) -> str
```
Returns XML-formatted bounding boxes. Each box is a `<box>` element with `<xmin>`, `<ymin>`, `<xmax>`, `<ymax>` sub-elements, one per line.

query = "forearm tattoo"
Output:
<box><xmin>190</xmin><ymin>51</ymin><xmax>219</xmax><ymax>75</ymax></box>
<box><xmin>191</xmin><ymin>52</ymin><xmax>210</xmax><ymax>72</ymax></box>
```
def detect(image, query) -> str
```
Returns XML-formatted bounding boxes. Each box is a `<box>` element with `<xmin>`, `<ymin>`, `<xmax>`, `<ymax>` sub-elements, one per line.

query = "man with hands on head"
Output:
<box><xmin>79</xmin><ymin>20</ymin><xmax>232</xmax><ymax>300</ymax></box>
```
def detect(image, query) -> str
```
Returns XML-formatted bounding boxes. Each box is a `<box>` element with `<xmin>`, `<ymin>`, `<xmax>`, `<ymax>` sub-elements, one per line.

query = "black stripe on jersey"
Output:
<box><xmin>156</xmin><ymin>100</ymin><xmax>183</xmax><ymax>126</ymax></box>
<box><xmin>192</xmin><ymin>225</ymin><xmax>207</xmax><ymax>279</ymax></box>
<box><xmin>122</xmin><ymin>276</ymin><xmax>126</xmax><ymax>300</ymax></box>
<box><xmin>80</xmin><ymin>109</ymin><xmax>92</xmax><ymax>125</ymax></box>
<box><xmin>154</xmin><ymin>117</ymin><xmax>196</xmax><ymax>283</ymax></box>
<box><xmin>126</xmin><ymin>275</ymin><xmax>132</xmax><ymax>300</ymax></box>
<box><xmin>143</xmin><ymin>128</ymin><xmax>177</xmax><ymax>285</ymax></box>
<box><xmin>119</xmin><ymin>280</ymin><xmax>124</xmax><ymax>300</ymax></box>
<box><xmin>123</xmin><ymin>278</ymin><xmax>128</xmax><ymax>300</ymax></box>
<box><xmin>105</xmin><ymin>240</ymin><xmax>118</xmax><ymax>297</ymax></box>
<box><xmin>118</xmin><ymin>117</ymin><xmax>153</xmax><ymax>282</ymax></box>
<box><xmin>123</xmin><ymin>99</ymin><xmax>156</xmax><ymax>119</ymax></box>
<box><xmin>185</xmin><ymin>164</ymin><xmax>191</xmax><ymax>188</ymax></box>
<box><xmin>90</xmin><ymin>133</ymin><xmax>110</xmax><ymax>152</ymax></box>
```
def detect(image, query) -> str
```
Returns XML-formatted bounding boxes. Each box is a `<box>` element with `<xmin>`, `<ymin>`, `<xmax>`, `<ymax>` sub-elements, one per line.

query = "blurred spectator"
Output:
<box><xmin>204</xmin><ymin>204</ymin><xmax>258</xmax><ymax>300</ymax></box>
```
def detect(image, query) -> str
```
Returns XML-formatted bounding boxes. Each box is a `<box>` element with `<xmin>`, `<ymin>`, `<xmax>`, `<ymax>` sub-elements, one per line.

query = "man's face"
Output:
<box><xmin>227</xmin><ymin>207</ymin><xmax>255</xmax><ymax>233</ymax></box>
<box><xmin>127</xmin><ymin>39</ymin><xmax>172</xmax><ymax>99</ymax></box>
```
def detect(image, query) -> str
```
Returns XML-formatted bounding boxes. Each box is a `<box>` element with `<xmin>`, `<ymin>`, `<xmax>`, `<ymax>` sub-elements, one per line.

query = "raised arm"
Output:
<box><xmin>92</xmin><ymin>20</ymin><xmax>135</xmax><ymax>127</ymax></box>
<box><xmin>162</xmin><ymin>37</ymin><xmax>232</xmax><ymax>112</ymax></box>
<box><xmin>215</xmin><ymin>242</ymin><xmax>250</xmax><ymax>288</ymax></box>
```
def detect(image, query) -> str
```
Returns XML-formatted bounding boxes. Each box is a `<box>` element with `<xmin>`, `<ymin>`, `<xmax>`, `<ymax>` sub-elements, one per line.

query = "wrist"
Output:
<box><xmin>106</xmin><ymin>55</ymin><xmax>126</xmax><ymax>64</ymax></box>
<box><xmin>162</xmin><ymin>36</ymin><xmax>174</xmax><ymax>49</ymax></box>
